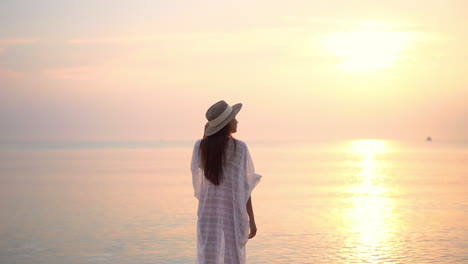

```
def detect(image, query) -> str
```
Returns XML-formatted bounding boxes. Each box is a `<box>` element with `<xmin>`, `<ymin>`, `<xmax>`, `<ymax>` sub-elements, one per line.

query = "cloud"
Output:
<box><xmin>0</xmin><ymin>38</ymin><xmax>38</xmax><ymax>45</ymax></box>
<box><xmin>0</xmin><ymin>38</ymin><xmax>38</xmax><ymax>55</ymax></box>
<box><xmin>67</xmin><ymin>36</ymin><xmax>156</xmax><ymax>44</ymax></box>
<box><xmin>42</xmin><ymin>66</ymin><xmax>99</xmax><ymax>80</ymax></box>
<box><xmin>0</xmin><ymin>68</ymin><xmax>25</xmax><ymax>80</ymax></box>
<box><xmin>67</xmin><ymin>38</ymin><xmax>126</xmax><ymax>44</ymax></box>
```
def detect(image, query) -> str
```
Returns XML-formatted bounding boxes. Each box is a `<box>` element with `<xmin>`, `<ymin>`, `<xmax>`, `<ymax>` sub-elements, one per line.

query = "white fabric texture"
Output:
<box><xmin>191</xmin><ymin>139</ymin><xmax>262</xmax><ymax>264</ymax></box>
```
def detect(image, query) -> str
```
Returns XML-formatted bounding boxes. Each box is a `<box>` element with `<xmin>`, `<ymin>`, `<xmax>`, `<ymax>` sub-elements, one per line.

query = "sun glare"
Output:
<box><xmin>351</xmin><ymin>139</ymin><xmax>386</xmax><ymax>157</ymax></box>
<box><xmin>345</xmin><ymin>139</ymin><xmax>396</xmax><ymax>255</ymax></box>
<box><xmin>349</xmin><ymin>140</ymin><xmax>388</xmax><ymax>196</ymax></box>
<box><xmin>323</xmin><ymin>22</ymin><xmax>413</xmax><ymax>74</ymax></box>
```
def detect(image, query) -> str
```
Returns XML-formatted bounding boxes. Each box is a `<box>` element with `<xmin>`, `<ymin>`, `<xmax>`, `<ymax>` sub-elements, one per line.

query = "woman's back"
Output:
<box><xmin>192</xmin><ymin>100</ymin><xmax>261</xmax><ymax>264</ymax></box>
<box><xmin>192</xmin><ymin>139</ymin><xmax>260</xmax><ymax>264</ymax></box>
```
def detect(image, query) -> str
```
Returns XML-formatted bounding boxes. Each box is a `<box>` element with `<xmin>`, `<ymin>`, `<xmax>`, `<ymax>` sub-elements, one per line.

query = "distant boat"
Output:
<box><xmin>426</xmin><ymin>137</ymin><xmax>432</xmax><ymax>142</ymax></box>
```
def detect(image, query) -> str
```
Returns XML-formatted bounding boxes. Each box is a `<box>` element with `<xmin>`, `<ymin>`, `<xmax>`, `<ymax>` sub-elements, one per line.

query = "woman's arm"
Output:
<box><xmin>246</xmin><ymin>196</ymin><xmax>257</xmax><ymax>239</ymax></box>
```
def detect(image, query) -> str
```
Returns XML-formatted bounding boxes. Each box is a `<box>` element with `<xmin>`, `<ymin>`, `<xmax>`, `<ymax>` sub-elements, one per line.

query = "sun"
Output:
<box><xmin>323</xmin><ymin>22</ymin><xmax>413</xmax><ymax>74</ymax></box>
<box><xmin>351</xmin><ymin>139</ymin><xmax>387</xmax><ymax>157</ymax></box>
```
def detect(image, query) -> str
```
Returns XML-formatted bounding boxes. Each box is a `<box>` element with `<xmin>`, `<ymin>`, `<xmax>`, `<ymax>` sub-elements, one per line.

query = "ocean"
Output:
<box><xmin>0</xmin><ymin>139</ymin><xmax>467</xmax><ymax>263</ymax></box>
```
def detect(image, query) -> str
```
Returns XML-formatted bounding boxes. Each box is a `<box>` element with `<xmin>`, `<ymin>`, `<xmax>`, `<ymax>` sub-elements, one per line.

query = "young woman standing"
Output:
<box><xmin>191</xmin><ymin>100</ymin><xmax>262</xmax><ymax>264</ymax></box>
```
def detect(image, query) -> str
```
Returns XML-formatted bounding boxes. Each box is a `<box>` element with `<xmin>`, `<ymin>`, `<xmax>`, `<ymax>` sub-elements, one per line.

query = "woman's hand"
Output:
<box><xmin>246</xmin><ymin>196</ymin><xmax>257</xmax><ymax>239</ymax></box>
<box><xmin>248</xmin><ymin>222</ymin><xmax>257</xmax><ymax>239</ymax></box>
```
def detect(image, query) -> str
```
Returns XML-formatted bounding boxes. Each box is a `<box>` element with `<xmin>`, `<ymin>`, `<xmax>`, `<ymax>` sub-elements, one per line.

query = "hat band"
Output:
<box><xmin>209</xmin><ymin>106</ymin><xmax>232</xmax><ymax>127</ymax></box>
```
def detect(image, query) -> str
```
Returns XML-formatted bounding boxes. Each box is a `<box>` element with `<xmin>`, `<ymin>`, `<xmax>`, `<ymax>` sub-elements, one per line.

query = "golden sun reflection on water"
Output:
<box><xmin>344</xmin><ymin>140</ymin><xmax>397</xmax><ymax>259</ymax></box>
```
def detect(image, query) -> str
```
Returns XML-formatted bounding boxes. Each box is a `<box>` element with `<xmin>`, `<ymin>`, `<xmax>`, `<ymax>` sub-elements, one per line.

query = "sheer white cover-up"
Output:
<box><xmin>191</xmin><ymin>139</ymin><xmax>262</xmax><ymax>264</ymax></box>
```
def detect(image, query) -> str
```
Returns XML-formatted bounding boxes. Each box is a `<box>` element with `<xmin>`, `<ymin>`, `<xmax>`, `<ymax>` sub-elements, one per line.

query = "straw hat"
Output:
<box><xmin>204</xmin><ymin>100</ymin><xmax>242</xmax><ymax>136</ymax></box>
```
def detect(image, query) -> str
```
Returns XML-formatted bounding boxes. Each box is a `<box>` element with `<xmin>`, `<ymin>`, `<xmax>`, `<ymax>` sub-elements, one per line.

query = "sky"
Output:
<box><xmin>1</xmin><ymin>0</ymin><xmax>467</xmax><ymax>141</ymax></box>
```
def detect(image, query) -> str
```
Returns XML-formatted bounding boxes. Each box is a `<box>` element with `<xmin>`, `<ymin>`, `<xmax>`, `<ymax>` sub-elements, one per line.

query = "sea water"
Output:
<box><xmin>0</xmin><ymin>140</ymin><xmax>467</xmax><ymax>263</ymax></box>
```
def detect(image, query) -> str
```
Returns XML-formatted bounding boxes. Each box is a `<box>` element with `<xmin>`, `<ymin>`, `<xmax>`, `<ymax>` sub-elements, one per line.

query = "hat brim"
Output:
<box><xmin>204</xmin><ymin>103</ymin><xmax>242</xmax><ymax>136</ymax></box>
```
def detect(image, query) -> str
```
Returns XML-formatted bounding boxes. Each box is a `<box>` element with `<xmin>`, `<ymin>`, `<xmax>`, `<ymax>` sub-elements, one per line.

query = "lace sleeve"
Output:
<box><xmin>244</xmin><ymin>144</ymin><xmax>262</xmax><ymax>201</ymax></box>
<box><xmin>191</xmin><ymin>140</ymin><xmax>203</xmax><ymax>199</ymax></box>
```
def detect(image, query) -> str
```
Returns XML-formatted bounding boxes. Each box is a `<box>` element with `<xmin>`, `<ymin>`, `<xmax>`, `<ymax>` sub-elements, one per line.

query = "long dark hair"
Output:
<box><xmin>200</xmin><ymin>124</ymin><xmax>236</xmax><ymax>185</ymax></box>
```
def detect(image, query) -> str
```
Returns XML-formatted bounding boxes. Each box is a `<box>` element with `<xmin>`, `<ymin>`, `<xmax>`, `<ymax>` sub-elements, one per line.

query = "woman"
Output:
<box><xmin>191</xmin><ymin>100</ymin><xmax>262</xmax><ymax>264</ymax></box>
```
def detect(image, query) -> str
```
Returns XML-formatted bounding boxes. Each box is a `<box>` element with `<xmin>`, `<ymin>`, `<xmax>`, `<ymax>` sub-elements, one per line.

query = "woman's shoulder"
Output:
<box><xmin>229</xmin><ymin>138</ymin><xmax>248</xmax><ymax>150</ymax></box>
<box><xmin>193</xmin><ymin>139</ymin><xmax>202</xmax><ymax>149</ymax></box>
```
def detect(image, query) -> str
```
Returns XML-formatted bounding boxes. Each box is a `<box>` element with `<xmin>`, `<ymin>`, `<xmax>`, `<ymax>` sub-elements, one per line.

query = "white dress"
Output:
<box><xmin>191</xmin><ymin>139</ymin><xmax>262</xmax><ymax>264</ymax></box>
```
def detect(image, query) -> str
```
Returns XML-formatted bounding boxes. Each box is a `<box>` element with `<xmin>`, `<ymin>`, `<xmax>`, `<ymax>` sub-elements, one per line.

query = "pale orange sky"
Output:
<box><xmin>1</xmin><ymin>0</ymin><xmax>467</xmax><ymax>141</ymax></box>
